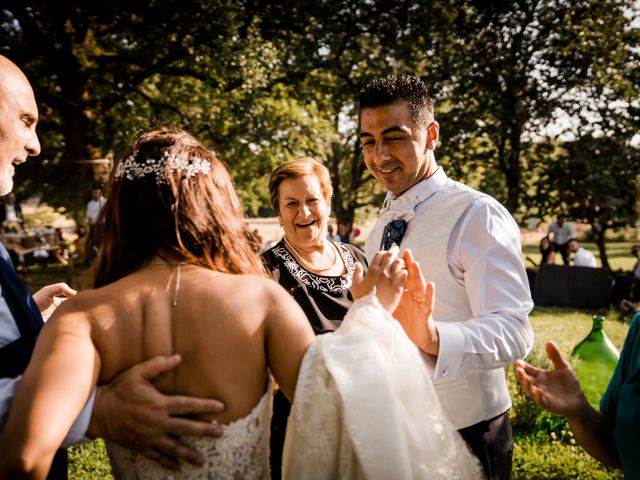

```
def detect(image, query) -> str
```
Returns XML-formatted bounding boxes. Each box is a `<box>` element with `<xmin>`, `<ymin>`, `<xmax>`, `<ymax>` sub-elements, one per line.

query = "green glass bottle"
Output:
<box><xmin>571</xmin><ymin>315</ymin><xmax>620</xmax><ymax>407</ymax></box>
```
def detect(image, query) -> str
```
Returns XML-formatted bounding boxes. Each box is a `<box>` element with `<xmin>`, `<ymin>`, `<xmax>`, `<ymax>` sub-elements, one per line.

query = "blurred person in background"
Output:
<box><xmin>548</xmin><ymin>214</ymin><xmax>576</xmax><ymax>265</ymax></box>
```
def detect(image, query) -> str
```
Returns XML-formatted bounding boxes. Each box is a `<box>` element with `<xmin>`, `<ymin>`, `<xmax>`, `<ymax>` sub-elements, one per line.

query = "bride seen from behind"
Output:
<box><xmin>0</xmin><ymin>128</ymin><xmax>419</xmax><ymax>479</ymax></box>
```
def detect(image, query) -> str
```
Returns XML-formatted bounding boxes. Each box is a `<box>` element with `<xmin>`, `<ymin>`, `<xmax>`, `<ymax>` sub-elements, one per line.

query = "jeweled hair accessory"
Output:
<box><xmin>114</xmin><ymin>150</ymin><xmax>212</xmax><ymax>184</ymax></box>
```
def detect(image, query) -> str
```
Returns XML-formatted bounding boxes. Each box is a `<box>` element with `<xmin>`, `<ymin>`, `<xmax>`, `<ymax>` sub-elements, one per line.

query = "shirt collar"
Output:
<box><xmin>382</xmin><ymin>166</ymin><xmax>448</xmax><ymax>209</ymax></box>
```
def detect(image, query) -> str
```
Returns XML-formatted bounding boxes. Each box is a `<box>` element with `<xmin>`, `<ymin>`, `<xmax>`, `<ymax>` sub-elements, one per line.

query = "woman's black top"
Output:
<box><xmin>261</xmin><ymin>239</ymin><xmax>368</xmax><ymax>334</ymax></box>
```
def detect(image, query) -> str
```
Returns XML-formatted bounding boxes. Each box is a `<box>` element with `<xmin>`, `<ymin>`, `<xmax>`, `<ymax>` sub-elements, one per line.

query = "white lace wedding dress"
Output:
<box><xmin>106</xmin><ymin>294</ymin><xmax>483</xmax><ymax>479</ymax></box>
<box><xmin>106</xmin><ymin>382</ymin><xmax>273</xmax><ymax>480</ymax></box>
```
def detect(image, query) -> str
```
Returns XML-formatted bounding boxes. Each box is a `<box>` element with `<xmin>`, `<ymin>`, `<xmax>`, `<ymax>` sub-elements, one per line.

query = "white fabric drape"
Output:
<box><xmin>283</xmin><ymin>293</ymin><xmax>484</xmax><ymax>480</ymax></box>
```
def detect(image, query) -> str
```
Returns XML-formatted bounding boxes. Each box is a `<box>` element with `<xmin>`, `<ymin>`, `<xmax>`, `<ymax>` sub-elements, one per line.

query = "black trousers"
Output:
<box><xmin>458</xmin><ymin>411</ymin><xmax>514</xmax><ymax>480</ymax></box>
<box><xmin>552</xmin><ymin>241</ymin><xmax>571</xmax><ymax>265</ymax></box>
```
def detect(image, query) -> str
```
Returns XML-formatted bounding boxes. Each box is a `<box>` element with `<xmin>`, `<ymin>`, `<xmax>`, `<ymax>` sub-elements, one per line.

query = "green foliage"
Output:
<box><xmin>3</xmin><ymin>0</ymin><xmax>638</xmax><ymax>233</ymax></box>
<box><xmin>68</xmin><ymin>439</ymin><xmax>113</xmax><ymax>479</ymax></box>
<box><xmin>513</xmin><ymin>440</ymin><xmax>623</xmax><ymax>480</ymax></box>
<box><xmin>434</xmin><ymin>0</ymin><xmax>638</xmax><ymax>216</ymax></box>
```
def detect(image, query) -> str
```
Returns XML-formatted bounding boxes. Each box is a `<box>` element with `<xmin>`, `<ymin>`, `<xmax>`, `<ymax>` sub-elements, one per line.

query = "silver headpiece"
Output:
<box><xmin>114</xmin><ymin>150</ymin><xmax>212</xmax><ymax>184</ymax></box>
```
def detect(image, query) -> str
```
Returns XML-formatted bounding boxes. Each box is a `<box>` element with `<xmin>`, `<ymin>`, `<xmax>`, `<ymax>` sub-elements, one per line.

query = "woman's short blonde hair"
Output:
<box><xmin>268</xmin><ymin>157</ymin><xmax>333</xmax><ymax>214</ymax></box>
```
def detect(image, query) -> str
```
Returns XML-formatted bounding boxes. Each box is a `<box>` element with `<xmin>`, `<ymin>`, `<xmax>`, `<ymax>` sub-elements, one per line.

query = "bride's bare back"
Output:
<box><xmin>35</xmin><ymin>263</ymin><xmax>314</xmax><ymax>428</ymax></box>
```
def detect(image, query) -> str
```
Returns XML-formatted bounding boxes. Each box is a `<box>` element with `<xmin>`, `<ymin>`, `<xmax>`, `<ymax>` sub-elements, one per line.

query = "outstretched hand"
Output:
<box><xmin>517</xmin><ymin>343</ymin><xmax>622</xmax><ymax>468</ymax></box>
<box><xmin>393</xmin><ymin>249</ymin><xmax>439</xmax><ymax>355</ymax></box>
<box><xmin>33</xmin><ymin>282</ymin><xmax>77</xmax><ymax>321</ymax></box>
<box><xmin>89</xmin><ymin>354</ymin><xmax>225</xmax><ymax>470</ymax></box>
<box><xmin>515</xmin><ymin>341</ymin><xmax>588</xmax><ymax>418</ymax></box>
<box><xmin>352</xmin><ymin>245</ymin><xmax>407</xmax><ymax>312</ymax></box>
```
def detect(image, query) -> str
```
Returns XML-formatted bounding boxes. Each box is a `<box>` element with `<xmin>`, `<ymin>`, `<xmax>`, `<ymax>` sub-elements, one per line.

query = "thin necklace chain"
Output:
<box><xmin>283</xmin><ymin>236</ymin><xmax>341</xmax><ymax>272</ymax></box>
<box><xmin>148</xmin><ymin>258</ymin><xmax>186</xmax><ymax>306</ymax></box>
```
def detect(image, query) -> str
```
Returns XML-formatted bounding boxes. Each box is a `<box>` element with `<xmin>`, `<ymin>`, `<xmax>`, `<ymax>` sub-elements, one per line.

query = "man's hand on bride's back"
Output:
<box><xmin>88</xmin><ymin>354</ymin><xmax>225</xmax><ymax>470</ymax></box>
<box><xmin>352</xmin><ymin>245</ymin><xmax>407</xmax><ymax>312</ymax></box>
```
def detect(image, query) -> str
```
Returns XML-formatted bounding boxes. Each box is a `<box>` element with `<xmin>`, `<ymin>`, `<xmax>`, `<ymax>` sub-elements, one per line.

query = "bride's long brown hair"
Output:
<box><xmin>93</xmin><ymin>128</ymin><xmax>265</xmax><ymax>287</ymax></box>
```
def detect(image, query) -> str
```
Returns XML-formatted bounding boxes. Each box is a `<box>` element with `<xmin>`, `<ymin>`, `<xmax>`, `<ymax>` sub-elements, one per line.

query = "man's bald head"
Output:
<box><xmin>0</xmin><ymin>55</ymin><xmax>31</xmax><ymax>87</ymax></box>
<box><xmin>0</xmin><ymin>55</ymin><xmax>40</xmax><ymax>195</ymax></box>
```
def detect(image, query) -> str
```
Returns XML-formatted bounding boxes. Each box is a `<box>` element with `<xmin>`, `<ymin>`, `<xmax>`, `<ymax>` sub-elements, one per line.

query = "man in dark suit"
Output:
<box><xmin>0</xmin><ymin>55</ymin><xmax>224</xmax><ymax>478</ymax></box>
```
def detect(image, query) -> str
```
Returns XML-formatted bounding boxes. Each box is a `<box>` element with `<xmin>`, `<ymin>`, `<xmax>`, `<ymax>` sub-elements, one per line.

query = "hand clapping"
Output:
<box><xmin>351</xmin><ymin>244</ymin><xmax>407</xmax><ymax>312</ymax></box>
<box><xmin>393</xmin><ymin>249</ymin><xmax>438</xmax><ymax>355</ymax></box>
<box><xmin>351</xmin><ymin>247</ymin><xmax>439</xmax><ymax>355</ymax></box>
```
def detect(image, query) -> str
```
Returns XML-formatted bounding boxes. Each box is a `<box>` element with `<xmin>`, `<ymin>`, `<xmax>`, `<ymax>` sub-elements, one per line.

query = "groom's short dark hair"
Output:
<box><xmin>358</xmin><ymin>74</ymin><xmax>434</xmax><ymax>127</ymax></box>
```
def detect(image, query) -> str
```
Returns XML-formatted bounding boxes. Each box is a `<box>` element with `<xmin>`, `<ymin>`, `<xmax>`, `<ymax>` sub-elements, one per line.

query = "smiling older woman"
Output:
<box><xmin>263</xmin><ymin>158</ymin><xmax>368</xmax><ymax>334</ymax></box>
<box><xmin>262</xmin><ymin>157</ymin><xmax>368</xmax><ymax>476</ymax></box>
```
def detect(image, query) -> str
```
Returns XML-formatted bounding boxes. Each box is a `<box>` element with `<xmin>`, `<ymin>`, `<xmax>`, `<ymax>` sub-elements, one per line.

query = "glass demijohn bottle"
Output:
<box><xmin>571</xmin><ymin>315</ymin><xmax>620</xmax><ymax>407</ymax></box>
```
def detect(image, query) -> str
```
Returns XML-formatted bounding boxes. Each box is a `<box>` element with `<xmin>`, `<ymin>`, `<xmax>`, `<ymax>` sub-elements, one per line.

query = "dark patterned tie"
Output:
<box><xmin>380</xmin><ymin>219</ymin><xmax>407</xmax><ymax>250</ymax></box>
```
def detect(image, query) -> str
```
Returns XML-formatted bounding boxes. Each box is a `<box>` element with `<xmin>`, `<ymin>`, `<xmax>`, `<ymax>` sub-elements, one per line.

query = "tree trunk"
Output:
<box><xmin>504</xmin><ymin>124</ymin><xmax>522</xmax><ymax>215</ymax></box>
<box><xmin>327</xmin><ymin>140</ymin><xmax>362</xmax><ymax>229</ymax></box>
<box><xmin>591</xmin><ymin>223</ymin><xmax>610</xmax><ymax>271</ymax></box>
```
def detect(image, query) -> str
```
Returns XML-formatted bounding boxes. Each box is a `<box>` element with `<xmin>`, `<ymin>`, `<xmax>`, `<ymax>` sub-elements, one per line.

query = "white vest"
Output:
<box><xmin>367</xmin><ymin>181</ymin><xmax>512</xmax><ymax>429</ymax></box>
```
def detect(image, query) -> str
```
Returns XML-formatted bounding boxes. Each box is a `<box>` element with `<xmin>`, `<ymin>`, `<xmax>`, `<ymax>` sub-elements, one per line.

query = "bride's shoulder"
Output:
<box><xmin>186</xmin><ymin>270</ymin><xmax>277</xmax><ymax>299</ymax></box>
<box><xmin>43</xmin><ymin>289</ymin><xmax>100</xmax><ymax>330</ymax></box>
<box><xmin>225</xmin><ymin>273</ymin><xmax>282</xmax><ymax>295</ymax></box>
<box><xmin>217</xmin><ymin>274</ymin><xmax>297</xmax><ymax>311</ymax></box>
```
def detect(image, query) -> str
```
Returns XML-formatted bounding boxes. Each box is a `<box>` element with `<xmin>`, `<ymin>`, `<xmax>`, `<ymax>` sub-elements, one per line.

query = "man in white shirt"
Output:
<box><xmin>568</xmin><ymin>238</ymin><xmax>598</xmax><ymax>267</ymax></box>
<box><xmin>0</xmin><ymin>55</ymin><xmax>223</xmax><ymax>478</ymax></box>
<box><xmin>548</xmin><ymin>214</ymin><xmax>576</xmax><ymax>265</ymax></box>
<box><xmin>85</xmin><ymin>185</ymin><xmax>106</xmax><ymax>226</ymax></box>
<box><xmin>359</xmin><ymin>74</ymin><xmax>534</xmax><ymax>480</ymax></box>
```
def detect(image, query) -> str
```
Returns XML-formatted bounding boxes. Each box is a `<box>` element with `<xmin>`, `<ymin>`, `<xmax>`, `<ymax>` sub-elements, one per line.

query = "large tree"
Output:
<box><xmin>253</xmin><ymin>0</ymin><xmax>459</xmax><ymax>225</ymax></box>
<box><xmin>430</xmin><ymin>0</ymin><xmax>638</xmax><ymax>215</ymax></box>
<box><xmin>535</xmin><ymin>135</ymin><xmax>640</xmax><ymax>270</ymax></box>
<box><xmin>3</xmin><ymin>0</ymin><xmax>234</xmax><ymax>207</ymax></box>
<box><xmin>3</xmin><ymin>0</ymin><xmax>331</xmax><ymax>215</ymax></box>
<box><xmin>3</xmin><ymin>0</ymin><xmax>638</xmax><ymax>231</ymax></box>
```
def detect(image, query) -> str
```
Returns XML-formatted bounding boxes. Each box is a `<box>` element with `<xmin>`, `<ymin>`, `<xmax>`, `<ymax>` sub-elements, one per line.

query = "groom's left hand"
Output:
<box><xmin>88</xmin><ymin>354</ymin><xmax>225</xmax><ymax>470</ymax></box>
<box><xmin>393</xmin><ymin>249</ymin><xmax>439</xmax><ymax>355</ymax></box>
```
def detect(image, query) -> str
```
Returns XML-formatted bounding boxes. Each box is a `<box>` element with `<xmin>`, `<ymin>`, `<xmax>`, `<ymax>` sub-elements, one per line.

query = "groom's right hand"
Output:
<box><xmin>88</xmin><ymin>354</ymin><xmax>224</xmax><ymax>470</ymax></box>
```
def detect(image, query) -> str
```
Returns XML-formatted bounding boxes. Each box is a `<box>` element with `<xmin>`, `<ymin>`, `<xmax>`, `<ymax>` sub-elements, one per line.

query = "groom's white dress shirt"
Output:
<box><xmin>365</xmin><ymin>168</ymin><xmax>534</xmax><ymax>429</ymax></box>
